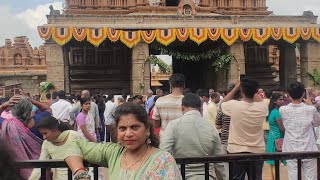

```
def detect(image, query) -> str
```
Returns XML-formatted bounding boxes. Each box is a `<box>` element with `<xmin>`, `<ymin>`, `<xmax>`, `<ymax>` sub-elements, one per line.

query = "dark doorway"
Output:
<box><xmin>150</xmin><ymin>40</ymin><xmax>227</xmax><ymax>92</ymax></box>
<box><xmin>166</xmin><ymin>0</ymin><xmax>180</xmax><ymax>6</ymax></box>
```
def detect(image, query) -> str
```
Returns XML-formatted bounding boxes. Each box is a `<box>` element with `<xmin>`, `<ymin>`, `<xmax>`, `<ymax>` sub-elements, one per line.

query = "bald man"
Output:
<box><xmin>69</xmin><ymin>90</ymin><xmax>101</xmax><ymax>137</ymax></box>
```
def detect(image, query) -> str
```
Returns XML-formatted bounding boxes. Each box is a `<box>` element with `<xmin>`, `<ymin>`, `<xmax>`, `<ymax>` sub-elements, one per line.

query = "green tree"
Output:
<box><xmin>307</xmin><ymin>68</ymin><xmax>320</xmax><ymax>89</ymax></box>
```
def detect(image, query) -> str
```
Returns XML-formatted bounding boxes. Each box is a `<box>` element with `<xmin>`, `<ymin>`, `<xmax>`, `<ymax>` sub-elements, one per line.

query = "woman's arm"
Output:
<box><xmin>79</xmin><ymin>125</ymin><xmax>96</xmax><ymax>142</ymax></box>
<box><xmin>29</xmin><ymin>99</ymin><xmax>52</xmax><ymax>113</ymax></box>
<box><xmin>276</xmin><ymin>118</ymin><xmax>285</xmax><ymax>134</ymax></box>
<box><xmin>0</xmin><ymin>95</ymin><xmax>20</xmax><ymax>114</ymax></box>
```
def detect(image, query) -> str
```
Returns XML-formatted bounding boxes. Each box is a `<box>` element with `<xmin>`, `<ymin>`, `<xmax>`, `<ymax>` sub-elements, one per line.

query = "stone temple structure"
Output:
<box><xmin>38</xmin><ymin>0</ymin><xmax>320</xmax><ymax>94</ymax></box>
<box><xmin>0</xmin><ymin>37</ymin><xmax>46</xmax><ymax>97</ymax></box>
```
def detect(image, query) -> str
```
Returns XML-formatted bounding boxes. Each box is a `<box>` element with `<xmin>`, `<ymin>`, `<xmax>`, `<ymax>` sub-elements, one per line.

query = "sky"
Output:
<box><xmin>0</xmin><ymin>0</ymin><xmax>319</xmax><ymax>48</ymax></box>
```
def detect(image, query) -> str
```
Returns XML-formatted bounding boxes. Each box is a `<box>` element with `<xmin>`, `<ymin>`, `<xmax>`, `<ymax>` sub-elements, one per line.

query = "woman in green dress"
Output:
<box><xmin>65</xmin><ymin>103</ymin><xmax>182</xmax><ymax>180</ymax></box>
<box><xmin>266</xmin><ymin>92</ymin><xmax>286</xmax><ymax>179</ymax></box>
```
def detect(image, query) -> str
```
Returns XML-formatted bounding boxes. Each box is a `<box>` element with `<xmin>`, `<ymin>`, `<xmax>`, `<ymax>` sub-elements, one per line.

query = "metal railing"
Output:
<box><xmin>18</xmin><ymin>152</ymin><xmax>320</xmax><ymax>180</ymax></box>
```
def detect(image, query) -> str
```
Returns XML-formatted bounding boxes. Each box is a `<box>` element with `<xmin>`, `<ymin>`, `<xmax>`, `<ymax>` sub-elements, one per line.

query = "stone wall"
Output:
<box><xmin>300</xmin><ymin>40</ymin><xmax>320</xmax><ymax>88</ymax></box>
<box><xmin>45</xmin><ymin>41</ymin><xmax>65</xmax><ymax>91</ymax></box>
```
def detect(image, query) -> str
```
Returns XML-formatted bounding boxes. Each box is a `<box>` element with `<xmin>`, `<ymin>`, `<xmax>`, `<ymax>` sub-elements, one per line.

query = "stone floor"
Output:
<box><xmin>262</xmin><ymin>163</ymin><xmax>288</xmax><ymax>180</ymax></box>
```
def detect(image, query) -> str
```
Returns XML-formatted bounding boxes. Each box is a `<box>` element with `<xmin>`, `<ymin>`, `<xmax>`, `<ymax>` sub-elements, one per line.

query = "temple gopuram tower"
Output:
<box><xmin>38</xmin><ymin>0</ymin><xmax>320</xmax><ymax>94</ymax></box>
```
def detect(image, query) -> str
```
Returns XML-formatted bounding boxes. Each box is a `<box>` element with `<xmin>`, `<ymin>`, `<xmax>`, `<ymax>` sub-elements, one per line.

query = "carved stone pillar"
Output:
<box><xmin>228</xmin><ymin>41</ymin><xmax>245</xmax><ymax>86</ymax></box>
<box><xmin>279</xmin><ymin>43</ymin><xmax>297</xmax><ymax>88</ymax></box>
<box><xmin>300</xmin><ymin>40</ymin><xmax>320</xmax><ymax>87</ymax></box>
<box><xmin>131</xmin><ymin>42</ymin><xmax>150</xmax><ymax>95</ymax></box>
<box><xmin>45</xmin><ymin>41</ymin><xmax>65</xmax><ymax>91</ymax></box>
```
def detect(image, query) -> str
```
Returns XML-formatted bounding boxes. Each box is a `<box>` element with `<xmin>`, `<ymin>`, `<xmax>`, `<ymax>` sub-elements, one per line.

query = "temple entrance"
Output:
<box><xmin>150</xmin><ymin>40</ymin><xmax>228</xmax><ymax>92</ymax></box>
<box><xmin>63</xmin><ymin>40</ymin><xmax>131</xmax><ymax>95</ymax></box>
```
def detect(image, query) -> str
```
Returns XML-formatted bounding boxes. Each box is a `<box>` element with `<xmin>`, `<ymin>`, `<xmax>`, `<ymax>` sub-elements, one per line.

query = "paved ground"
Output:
<box><xmin>263</xmin><ymin>163</ymin><xmax>288</xmax><ymax>180</ymax></box>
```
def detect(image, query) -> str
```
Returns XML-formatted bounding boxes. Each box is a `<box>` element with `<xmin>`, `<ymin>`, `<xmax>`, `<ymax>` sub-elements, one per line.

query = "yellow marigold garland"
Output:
<box><xmin>120</xmin><ymin>31</ymin><xmax>141</xmax><ymax>48</ymax></box>
<box><xmin>189</xmin><ymin>28</ymin><xmax>208</xmax><ymax>45</ymax></box>
<box><xmin>141</xmin><ymin>30</ymin><xmax>157</xmax><ymax>44</ymax></box>
<box><xmin>156</xmin><ymin>29</ymin><xmax>176</xmax><ymax>46</ymax></box>
<box><xmin>52</xmin><ymin>27</ymin><xmax>73</xmax><ymax>46</ymax></box>
<box><xmin>73</xmin><ymin>28</ymin><xmax>87</xmax><ymax>42</ymax></box>
<box><xmin>283</xmin><ymin>28</ymin><xmax>300</xmax><ymax>44</ymax></box>
<box><xmin>87</xmin><ymin>28</ymin><xmax>108</xmax><ymax>47</ymax></box>
<box><xmin>252</xmin><ymin>28</ymin><xmax>271</xmax><ymax>45</ymax></box>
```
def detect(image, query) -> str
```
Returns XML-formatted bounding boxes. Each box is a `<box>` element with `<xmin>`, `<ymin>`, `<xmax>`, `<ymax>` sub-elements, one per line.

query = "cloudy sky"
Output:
<box><xmin>0</xmin><ymin>0</ymin><xmax>319</xmax><ymax>47</ymax></box>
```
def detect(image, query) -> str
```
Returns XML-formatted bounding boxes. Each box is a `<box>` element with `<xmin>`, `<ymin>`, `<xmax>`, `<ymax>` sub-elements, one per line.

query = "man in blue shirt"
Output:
<box><xmin>145</xmin><ymin>89</ymin><xmax>154</xmax><ymax>113</ymax></box>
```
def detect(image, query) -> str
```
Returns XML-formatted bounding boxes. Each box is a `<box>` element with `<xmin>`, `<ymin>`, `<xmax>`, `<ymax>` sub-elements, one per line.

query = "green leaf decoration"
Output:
<box><xmin>307</xmin><ymin>68</ymin><xmax>320</xmax><ymax>88</ymax></box>
<box><xmin>147</xmin><ymin>56</ymin><xmax>171</xmax><ymax>74</ymax></box>
<box><xmin>39</xmin><ymin>82</ymin><xmax>55</xmax><ymax>93</ymax></box>
<box><xmin>150</xmin><ymin>45</ymin><xmax>232</xmax><ymax>72</ymax></box>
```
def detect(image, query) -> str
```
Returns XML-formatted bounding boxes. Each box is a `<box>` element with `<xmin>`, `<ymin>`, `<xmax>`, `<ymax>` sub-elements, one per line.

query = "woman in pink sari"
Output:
<box><xmin>0</xmin><ymin>96</ymin><xmax>42</xmax><ymax>180</ymax></box>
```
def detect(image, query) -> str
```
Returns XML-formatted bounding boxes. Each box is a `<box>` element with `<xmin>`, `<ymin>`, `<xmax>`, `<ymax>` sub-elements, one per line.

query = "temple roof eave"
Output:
<box><xmin>45</xmin><ymin>14</ymin><xmax>318</xmax><ymax>29</ymax></box>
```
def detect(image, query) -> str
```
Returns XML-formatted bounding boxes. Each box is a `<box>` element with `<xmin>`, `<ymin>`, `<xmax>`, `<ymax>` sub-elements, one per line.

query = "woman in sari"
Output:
<box><xmin>29</xmin><ymin>116</ymin><xmax>83</xmax><ymax>180</ymax></box>
<box><xmin>65</xmin><ymin>103</ymin><xmax>182</xmax><ymax>180</ymax></box>
<box><xmin>1</xmin><ymin>96</ymin><xmax>42</xmax><ymax>180</ymax></box>
<box><xmin>266</xmin><ymin>92</ymin><xmax>286</xmax><ymax>179</ymax></box>
<box><xmin>0</xmin><ymin>138</ymin><xmax>23</xmax><ymax>180</ymax></box>
<box><xmin>76</xmin><ymin>97</ymin><xmax>97</xmax><ymax>142</ymax></box>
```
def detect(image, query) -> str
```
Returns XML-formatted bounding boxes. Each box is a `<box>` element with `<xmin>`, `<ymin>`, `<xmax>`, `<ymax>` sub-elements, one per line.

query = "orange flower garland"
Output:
<box><xmin>52</xmin><ymin>27</ymin><xmax>73</xmax><ymax>46</ymax></box>
<box><xmin>176</xmin><ymin>28</ymin><xmax>189</xmax><ymax>42</ymax></box>
<box><xmin>189</xmin><ymin>28</ymin><xmax>208</xmax><ymax>45</ymax></box>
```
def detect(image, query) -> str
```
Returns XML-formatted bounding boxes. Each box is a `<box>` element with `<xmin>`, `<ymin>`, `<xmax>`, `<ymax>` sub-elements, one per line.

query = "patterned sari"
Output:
<box><xmin>1</xmin><ymin>118</ymin><xmax>42</xmax><ymax>180</ymax></box>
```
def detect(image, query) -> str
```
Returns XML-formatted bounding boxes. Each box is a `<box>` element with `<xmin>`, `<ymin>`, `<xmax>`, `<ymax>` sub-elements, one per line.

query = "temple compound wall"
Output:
<box><xmin>0</xmin><ymin>37</ymin><xmax>47</xmax><ymax>96</ymax></box>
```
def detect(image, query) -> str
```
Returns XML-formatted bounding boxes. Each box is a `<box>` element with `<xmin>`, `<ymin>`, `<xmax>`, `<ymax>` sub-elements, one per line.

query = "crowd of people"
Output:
<box><xmin>1</xmin><ymin>73</ymin><xmax>320</xmax><ymax>180</ymax></box>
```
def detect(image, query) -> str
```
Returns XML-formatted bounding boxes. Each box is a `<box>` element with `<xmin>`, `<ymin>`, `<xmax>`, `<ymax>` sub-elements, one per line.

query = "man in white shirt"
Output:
<box><xmin>201</xmin><ymin>92</ymin><xmax>210</xmax><ymax>120</ymax></box>
<box><xmin>104</xmin><ymin>94</ymin><xmax>117</xmax><ymax>142</ymax></box>
<box><xmin>51</xmin><ymin>90</ymin><xmax>72</xmax><ymax>124</ymax></box>
<box><xmin>152</xmin><ymin>73</ymin><xmax>185</xmax><ymax>139</ymax></box>
<box><xmin>280</xmin><ymin>82</ymin><xmax>320</xmax><ymax>180</ymax></box>
<box><xmin>221</xmin><ymin>78</ymin><xmax>268</xmax><ymax>180</ymax></box>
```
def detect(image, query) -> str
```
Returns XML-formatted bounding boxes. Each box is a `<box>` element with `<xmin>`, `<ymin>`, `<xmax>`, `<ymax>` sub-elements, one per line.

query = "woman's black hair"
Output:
<box><xmin>268</xmin><ymin>92</ymin><xmax>283</xmax><ymax>119</ymax></box>
<box><xmin>80</xmin><ymin>97</ymin><xmax>91</xmax><ymax>106</ymax></box>
<box><xmin>113</xmin><ymin>102</ymin><xmax>159</xmax><ymax>148</ymax></box>
<box><xmin>36</xmin><ymin>116</ymin><xmax>70</xmax><ymax>132</ymax></box>
<box><xmin>0</xmin><ymin>139</ymin><xmax>22</xmax><ymax>180</ymax></box>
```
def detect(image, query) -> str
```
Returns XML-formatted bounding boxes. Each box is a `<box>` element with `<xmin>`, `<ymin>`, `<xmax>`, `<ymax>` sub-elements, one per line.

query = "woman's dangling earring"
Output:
<box><xmin>147</xmin><ymin>138</ymin><xmax>151</xmax><ymax>145</ymax></box>
<box><xmin>117</xmin><ymin>139</ymin><xmax>124</xmax><ymax>146</ymax></box>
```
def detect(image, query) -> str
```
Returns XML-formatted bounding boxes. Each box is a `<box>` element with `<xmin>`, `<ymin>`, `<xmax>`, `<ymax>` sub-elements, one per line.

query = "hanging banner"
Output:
<box><xmin>239</xmin><ymin>28</ymin><xmax>253</xmax><ymax>42</ymax></box>
<box><xmin>252</xmin><ymin>28</ymin><xmax>271</xmax><ymax>45</ymax></box>
<box><xmin>52</xmin><ymin>27</ymin><xmax>73</xmax><ymax>46</ymax></box>
<box><xmin>312</xmin><ymin>28</ymin><xmax>320</xmax><ymax>42</ymax></box>
<box><xmin>141</xmin><ymin>30</ymin><xmax>157</xmax><ymax>44</ymax></box>
<box><xmin>221</xmin><ymin>28</ymin><xmax>239</xmax><ymax>46</ymax></box>
<box><xmin>283</xmin><ymin>28</ymin><xmax>300</xmax><ymax>44</ymax></box>
<box><xmin>189</xmin><ymin>28</ymin><xmax>208</xmax><ymax>45</ymax></box>
<box><xmin>37</xmin><ymin>26</ymin><xmax>52</xmax><ymax>40</ymax></box>
<box><xmin>156</xmin><ymin>29</ymin><xmax>176</xmax><ymax>46</ymax></box>
<box><xmin>87</xmin><ymin>28</ymin><xmax>108</xmax><ymax>47</ymax></box>
<box><xmin>271</xmin><ymin>28</ymin><xmax>283</xmax><ymax>41</ymax></box>
<box><xmin>107</xmin><ymin>28</ymin><xmax>121</xmax><ymax>42</ymax></box>
<box><xmin>120</xmin><ymin>31</ymin><xmax>141</xmax><ymax>48</ymax></box>
<box><xmin>300</xmin><ymin>28</ymin><xmax>312</xmax><ymax>40</ymax></box>
<box><xmin>207</xmin><ymin>28</ymin><xmax>221</xmax><ymax>41</ymax></box>
<box><xmin>73</xmin><ymin>28</ymin><xmax>87</xmax><ymax>42</ymax></box>
<box><xmin>176</xmin><ymin>28</ymin><xmax>189</xmax><ymax>42</ymax></box>
<box><xmin>38</xmin><ymin>26</ymin><xmax>320</xmax><ymax>47</ymax></box>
